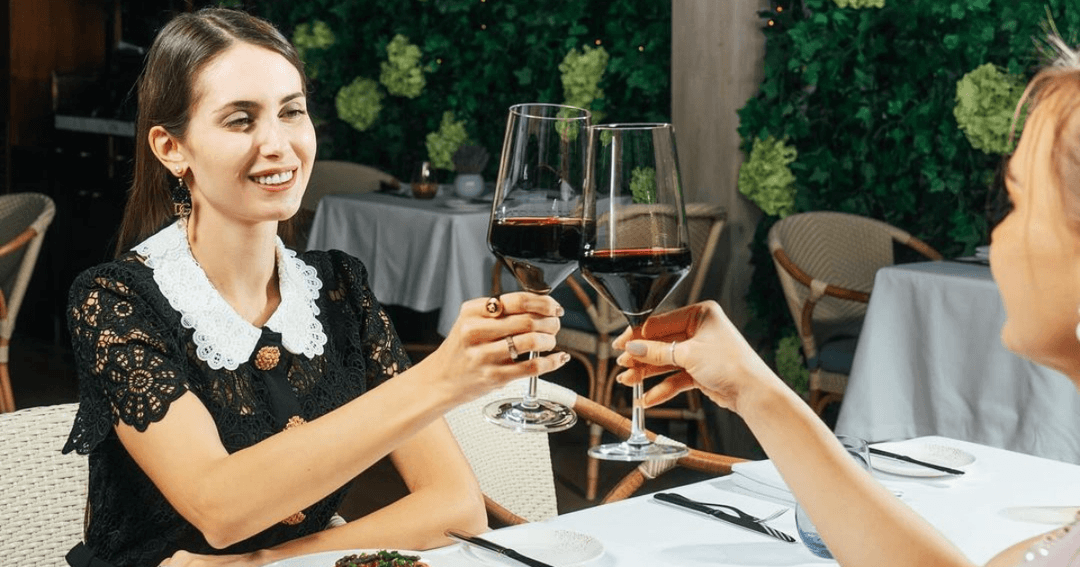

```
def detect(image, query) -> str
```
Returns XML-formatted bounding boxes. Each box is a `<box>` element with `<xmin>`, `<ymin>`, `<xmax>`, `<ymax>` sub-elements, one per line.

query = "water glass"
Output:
<box><xmin>795</xmin><ymin>435</ymin><xmax>870</xmax><ymax>558</ymax></box>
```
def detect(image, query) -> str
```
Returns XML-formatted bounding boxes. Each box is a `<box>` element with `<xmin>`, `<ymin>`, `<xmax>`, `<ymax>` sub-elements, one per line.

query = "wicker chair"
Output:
<box><xmin>554</xmin><ymin>202</ymin><xmax>725</xmax><ymax>500</ymax></box>
<box><xmin>443</xmin><ymin>378</ymin><xmax>744</xmax><ymax>525</ymax></box>
<box><xmin>768</xmin><ymin>211</ymin><xmax>942</xmax><ymax>416</ymax></box>
<box><xmin>0</xmin><ymin>403</ymin><xmax>87</xmax><ymax>565</ymax></box>
<box><xmin>0</xmin><ymin>193</ymin><xmax>56</xmax><ymax>413</ymax></box>
<box><xmin>294</xmin><ymin>160</ymin><xmax>399</xmax><ymax>251</ymax></box>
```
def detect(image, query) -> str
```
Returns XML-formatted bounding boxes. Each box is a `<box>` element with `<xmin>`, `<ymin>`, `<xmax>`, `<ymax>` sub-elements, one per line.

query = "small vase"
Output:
<box><xmin>454</xmin><ymin>173</ymin><xmax>484</xmax><ymax>199</ymax></box>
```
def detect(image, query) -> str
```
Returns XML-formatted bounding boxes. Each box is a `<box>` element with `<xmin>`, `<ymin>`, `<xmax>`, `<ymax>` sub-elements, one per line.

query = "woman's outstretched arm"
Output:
<box><xmin>119</xmin><ymin>292</ymin><xmax>566</xmax><ymax>550</ymax></box>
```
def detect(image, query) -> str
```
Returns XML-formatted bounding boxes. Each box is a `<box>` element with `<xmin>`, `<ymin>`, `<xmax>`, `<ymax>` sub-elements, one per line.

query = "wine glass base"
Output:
<box><xmin>588</xmin><ymin>441</ymin><xmax>689</xmax><ymax>462</ymax></box>
<box><xmin>482</xmin><ymin>398</ymin><xmax>578</xmax><ymax>433</ymax></box>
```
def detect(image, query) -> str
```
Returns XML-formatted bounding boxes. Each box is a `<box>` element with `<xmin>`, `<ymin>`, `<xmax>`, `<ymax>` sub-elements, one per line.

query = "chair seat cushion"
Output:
<box><xmin>813</xmin><ymin>336</ymin><xmax>857</xmax><ymax>375</ymax></box>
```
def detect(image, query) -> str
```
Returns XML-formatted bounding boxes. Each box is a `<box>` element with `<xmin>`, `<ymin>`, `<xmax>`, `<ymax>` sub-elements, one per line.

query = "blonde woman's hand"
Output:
<box><xmin>422</xmin><ymin>292</ymin><xmax>570</xmax><ymax>404</ymax></box>
<box><xmin>612</xmin><ymin>300</ymin><xmax>780</xmax><ymax>414</ymax></box>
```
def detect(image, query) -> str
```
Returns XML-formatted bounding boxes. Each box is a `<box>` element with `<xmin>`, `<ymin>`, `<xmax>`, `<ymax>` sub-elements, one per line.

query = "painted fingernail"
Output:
<box><xmin>559</xmin><ymin>352</ymin><xmax>570</xmax><ymax>364</ymax></box>
<box><xmin>625</xmin><ymin>341</ymin><xmax>647</xmax><ymax>356</ymax></box>
<box><xmin>556</xmin><ymin>305</ymin><xmax>565</xmax><ymax>317</ymax></box>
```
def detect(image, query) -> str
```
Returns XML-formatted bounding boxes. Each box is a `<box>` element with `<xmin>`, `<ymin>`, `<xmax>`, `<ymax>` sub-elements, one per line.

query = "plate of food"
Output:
<box><xmin>869</xmin><ymin>442</ymin><xmax>975</xmax><ymax>478</ymax></box>
<box><xmin>262</xmin><ymin>549</ymin><xmax>428</xmax><ymax>567</ymax></box>
<box><xmin>460</xmin><ymin>527</ymin><xmax>603</xmax><ymax>566</ymax></box>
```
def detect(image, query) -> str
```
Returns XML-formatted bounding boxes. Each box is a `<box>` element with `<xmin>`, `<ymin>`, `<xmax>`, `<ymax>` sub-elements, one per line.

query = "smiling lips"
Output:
<box><xmin>251</xmin><ymin>169</ymin><xmax>295</xmax><ymax>188</ymax></box>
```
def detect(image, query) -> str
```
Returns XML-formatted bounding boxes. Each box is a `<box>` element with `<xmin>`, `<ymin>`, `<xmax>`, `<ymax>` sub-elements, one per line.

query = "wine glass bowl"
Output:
<box><xmin>580</xmin><ymin>123</ymin><xmax>692</xmax><ymax>461</ymax></box>
<box><xmin>484</xmin><ymin>103</ymin><xmax>592</xmax><ymax>433</ymax></box>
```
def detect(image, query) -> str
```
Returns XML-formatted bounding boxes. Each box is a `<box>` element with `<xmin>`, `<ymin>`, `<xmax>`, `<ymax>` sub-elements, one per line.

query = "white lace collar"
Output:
<box><xmin>134</xmin><ymin>221</ymin><xmax>327</xmax><ymax>371</ymax></box>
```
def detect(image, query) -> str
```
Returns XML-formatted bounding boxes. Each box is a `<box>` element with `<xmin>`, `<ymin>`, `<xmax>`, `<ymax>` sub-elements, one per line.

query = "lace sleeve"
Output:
<box><xmin>327</xmin><ymin>250</ymin><xmax>412</xmax><ymax>390</ymax></box>
<box><xmin>63</xmin><ymin>260</ymin><xmax>189</xmax><ymax>454</ymax></box>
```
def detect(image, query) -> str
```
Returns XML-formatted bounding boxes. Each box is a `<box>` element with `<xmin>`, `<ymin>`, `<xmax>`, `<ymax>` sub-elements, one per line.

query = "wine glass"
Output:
<box><xmin>485</xmin><ymin>103</ymin><xmax>591</xmax><ymax>433</ymax></box>
<box><xmin>580</xmin><ymin>123</ymin><xmax>692</xmax><ymax>461</ymax></box>
<box><xmin>411</xmin><ymin>160</ymin><xmax>438</xmax><ymax>199</ymax></box>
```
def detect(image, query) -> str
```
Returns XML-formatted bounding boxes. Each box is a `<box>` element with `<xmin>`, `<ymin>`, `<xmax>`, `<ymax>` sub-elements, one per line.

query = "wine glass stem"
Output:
<box><xmin>520</xmin><ymin>352</ymin><xmax>540</xmax><ymax>410</ymax></box>
<box><xmin>626</xmin><ymin>381</ymin><xmax>649</xmax><ymax>446</ymax></box>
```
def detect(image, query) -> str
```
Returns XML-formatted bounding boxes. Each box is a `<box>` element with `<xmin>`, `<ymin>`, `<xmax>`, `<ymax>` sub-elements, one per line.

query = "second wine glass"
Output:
<box><xmin>580</xmin><ymin>123</ymin><xmax>692</xmax><ymax>461</ymax></box>
<box><xmin>485</xmin><ymin>103</ymin><xmax>592</xmax><ymax>433</ymax></box>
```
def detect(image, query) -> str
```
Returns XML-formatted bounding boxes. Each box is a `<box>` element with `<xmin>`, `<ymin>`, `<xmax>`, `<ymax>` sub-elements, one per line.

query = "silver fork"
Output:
<box><xmin>693</xmin><ymin>501</ymin><xmax>788</xmax><ymax>524</ymax></box>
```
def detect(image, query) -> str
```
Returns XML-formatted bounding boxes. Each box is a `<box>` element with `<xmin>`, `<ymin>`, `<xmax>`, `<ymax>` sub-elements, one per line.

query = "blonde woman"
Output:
<box><xmin>615</xmin><ymin>38</ymin><xmax>1080</xmax><ymax>567</ymax></box>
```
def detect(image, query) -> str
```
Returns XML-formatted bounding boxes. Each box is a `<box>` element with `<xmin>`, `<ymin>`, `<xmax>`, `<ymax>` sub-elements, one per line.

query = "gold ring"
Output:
<box><xmin>670</xmin><ymin>341</ymin><xmax>679</xmax><ymax>367</ymax></box>
<box><xmin>506</xmin><ymin>335</ymin><xmax>519</xmax><ymax>360</ymax></box>
<box><xmin>485</xmin><ymin>296</ymin><xmax>503</xmax><ymax>317</ymax></box>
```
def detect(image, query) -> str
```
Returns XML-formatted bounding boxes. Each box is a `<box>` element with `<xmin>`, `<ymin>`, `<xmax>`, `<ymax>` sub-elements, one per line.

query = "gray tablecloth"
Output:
<box><xmin>306</xmin><ymin>191</ymin><xmax>494</xmax><ymax>336</ymax></box>
<box><xmin>835</xmin><ymin>261</ymin><xmax>1080</xmax><ymax>464</ymax></box>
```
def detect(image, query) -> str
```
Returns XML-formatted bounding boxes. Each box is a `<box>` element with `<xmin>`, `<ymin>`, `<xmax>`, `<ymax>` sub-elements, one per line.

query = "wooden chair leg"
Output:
<box><xmin>0</xmin><ymin>361</ymin><xmax>15</xmax><ymax>413</ymax></box>
<box><xmin>688</xmin><ymin>390</ymin><xmax>715</xmax><ymax>453</ymax></box>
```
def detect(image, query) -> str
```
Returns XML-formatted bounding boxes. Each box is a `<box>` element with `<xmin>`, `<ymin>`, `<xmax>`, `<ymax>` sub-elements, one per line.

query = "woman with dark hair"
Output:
<box><xmin>614</xmin><ymin>37</ymin><xmax>1080</xmax><ymax>567</ymax></box>
<box><xmin>63</xmin><ymin>8</ymin><xmax>568</xmax><ymax>567</ymax></box>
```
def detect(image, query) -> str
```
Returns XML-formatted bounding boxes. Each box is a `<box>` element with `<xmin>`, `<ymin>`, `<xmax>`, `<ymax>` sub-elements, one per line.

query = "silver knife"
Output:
<box><xmin>869</xmin><ymin>447</ymin><xmax>965</xmax><ymax>475</ymax></box>
<box><xmin>654</xmin><ymin>493</ymin><xmax>796</xmax><ymax>543</ymax></box>
<box><xmin>445</xmin><ymin>529</ymin><xmax>555</xmax><ymax>567</ymax></box>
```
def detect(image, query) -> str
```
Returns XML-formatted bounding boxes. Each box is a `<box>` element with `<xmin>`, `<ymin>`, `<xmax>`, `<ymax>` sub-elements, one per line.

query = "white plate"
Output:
<box><xmin>870</xmin><ymin>442</ymin><xmax>975</xmax><ymax>477</ymax></box>
<box><xmin>461</xmin><ymin>527</ymin><xmax>603</xmax><ymax>566</ymax></box>
<box><xmin>261</xmin><ymin>549</ymin><xmax>426</xmax><ymax>567</ymax></box>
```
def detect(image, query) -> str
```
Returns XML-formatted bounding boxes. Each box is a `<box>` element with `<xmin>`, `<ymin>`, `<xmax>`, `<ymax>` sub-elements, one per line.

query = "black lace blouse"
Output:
<box><xmin>62</xmin><ymin>248</ymin><xmax>411</xmax><ymax>567</ymax></box>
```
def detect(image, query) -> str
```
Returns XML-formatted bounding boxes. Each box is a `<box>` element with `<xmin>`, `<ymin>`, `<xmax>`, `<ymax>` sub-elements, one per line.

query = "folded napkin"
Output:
<box><xmin>729</xmin><ymin>460</ymin><xmax>796</xmax><ymax>507</ymax></box>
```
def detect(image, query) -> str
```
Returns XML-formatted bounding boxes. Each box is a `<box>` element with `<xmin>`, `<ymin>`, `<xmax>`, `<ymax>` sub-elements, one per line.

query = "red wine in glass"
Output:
<box><xmin>579</xmin><ymin>247</ymin><xmax>691</xmax><ymax>328</ymax></box>
<box><xmin>489</xmin><ymin>217</ymin><xmax>590</xmax><ymax>294</ymax></box>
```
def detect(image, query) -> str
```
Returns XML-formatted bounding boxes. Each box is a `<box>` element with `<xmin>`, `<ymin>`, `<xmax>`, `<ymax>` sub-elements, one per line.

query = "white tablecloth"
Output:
<box><xmin>306</xmin><ymin>191</ymin><xmax>494</xmax><ymax>336</ymax></box>
<box><xmin>835</xmin><ymin>261</ymin><xmax>1080</xmax><ymax>464</ymax></box>
<box><xmin>418</xmin><ymin>436</ymin><xmax>1080</xmax><ymax>566</ymax></box>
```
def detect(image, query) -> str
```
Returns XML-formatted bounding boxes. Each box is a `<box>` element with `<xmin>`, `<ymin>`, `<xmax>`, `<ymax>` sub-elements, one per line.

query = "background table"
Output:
<box><xmin>421</xmin><ymin>437</ymin><xmax>1080</xmax><ymax>566</ymax></box>
<box><xmin>835</xmin><ymin>261</ymin><xmax>1080</xmax><ymax>464</ymax></box>
<box><xmin>306</xmin><ymin>191</ymin><xmax>494</xmax><ymax>336</ymax></box>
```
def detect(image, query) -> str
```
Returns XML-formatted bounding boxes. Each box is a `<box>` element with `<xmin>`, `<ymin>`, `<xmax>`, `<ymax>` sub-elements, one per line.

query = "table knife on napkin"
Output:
<box><xmin>653</xmin><ymin>493</ymin><xmax>796</xmax><ymax>543</ymax></box>
<box><xmin>445</xmin><ymin>529</ymin><xmax>555</xmax><ymax>567</ymax></box>
<box><xmin>869</xmin><ymin>447</ymin><xmax>966</xmax><ymax>475</ymax></box>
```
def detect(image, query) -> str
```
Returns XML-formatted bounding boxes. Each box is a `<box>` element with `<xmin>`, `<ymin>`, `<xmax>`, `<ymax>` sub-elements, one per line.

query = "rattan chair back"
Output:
<box><xmin>768</xmin><ymin>211</ymin><xmax>942</xmax><ymax>412</ymax></box>
<box><xmin>443</xmin><ymin>379</ymin><xmax>569</xmax><ymax>523</ymax></box>
<box><xmin>0</xmin><ymin>403</ymin><xmax>86</xmax><ymax>565</ymax></box>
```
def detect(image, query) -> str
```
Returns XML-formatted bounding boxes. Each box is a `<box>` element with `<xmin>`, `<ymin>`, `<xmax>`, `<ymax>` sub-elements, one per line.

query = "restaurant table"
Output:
<box><xmin>410</xmin><ymin>436</ymin><xmax>1080</xmax><ymax>566</ymax></box>
<box><xmin>306</xmin><ymin>190</ymin><xmax>495</xmax><ymax>336</ymax></box>
<box><xmin>834</xmin><ymin>261</ymin><xmax>1080</xmax><ymax>464</ymax></box>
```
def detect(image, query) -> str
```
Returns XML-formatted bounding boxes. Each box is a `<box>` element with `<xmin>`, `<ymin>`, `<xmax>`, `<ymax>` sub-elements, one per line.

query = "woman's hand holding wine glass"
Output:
<box><xmin>422</xmin><ymin>292</ymin><xmax>570</xmax><ymax>406</ymax></box>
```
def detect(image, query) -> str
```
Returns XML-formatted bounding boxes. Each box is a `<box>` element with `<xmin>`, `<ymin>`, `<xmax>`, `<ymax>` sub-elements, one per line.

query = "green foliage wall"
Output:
<box><xmin>247</xmin><ymin>0</ymin><xmax>671</xmax><ymax>181</ymax></box>
<box><xmin>737</xmin><ymin>0</ymin><xmax>1079</xmax><ymax>350</ymax></box>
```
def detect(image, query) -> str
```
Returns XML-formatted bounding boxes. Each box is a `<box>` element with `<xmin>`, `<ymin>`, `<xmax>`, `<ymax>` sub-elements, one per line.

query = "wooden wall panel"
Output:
<box><xmin>9</xmin><ymin>0</ymin><xmax>107</xmax><ymax>146</ymax></box>
<box><xmin>672</xmin><ymin>0</ymin><xmax>768</xmax><ymax>457</ymax></box>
